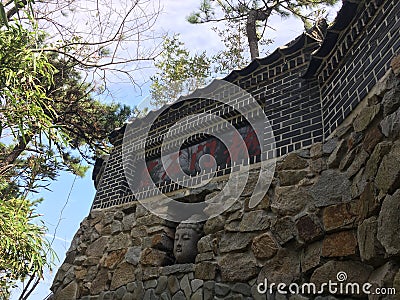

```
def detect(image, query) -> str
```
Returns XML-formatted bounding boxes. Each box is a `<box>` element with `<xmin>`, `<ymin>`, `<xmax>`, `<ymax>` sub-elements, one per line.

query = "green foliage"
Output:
<box><xmin>210</xmin><ymin>21</ymin><xmax>254</xmax><ymax>73</ymax></box>
<box><xmin>149</xmin><ymin>27</ymin><xmax>264</xmax><ymax>107</ymax></box>
<box><xmin>187</xmin><ymin>0</ymin><xmax>340</xmax><ymax>59</ymax></box>
<box><xmin>0</xmin><ymin>3</ymin><xmax>8</xmax><ymax>28</ymax></box>
<box><xmin>188</xmin><ymin>0</ymin><xmax>339</xmax><ymax>23</ymax></box>
<box><xmin>45</xmin><ymin>57</ymin><xmax>133</xmax><ymax>160</ymax></box>
<box><xmin>0</xmin><ymin>0</ymin><xmax>151</xmax><ymax>297</ymax></box>
<box><xmin>0</xmin><ymin>24</ymin><xmax>133</xmax><ymax>180</ymax></box>
<box><xmin>0</xmin><ymin>25</ymin><xmax>56</xmax><ymax>141</ymax></box>
<box><xmin>0</xmin><ymin>21</ymin><xmax>132</xmax><ymax>298</ymax></box>
<box><xmin>150</xmin><ymin>34</ymin><xmax>211</xmax><ymax>107</ymax></box>
<box><xmin>0</xmin><ymin>196</ymin><xmax>55</xmax><ymax>299</ymax></box>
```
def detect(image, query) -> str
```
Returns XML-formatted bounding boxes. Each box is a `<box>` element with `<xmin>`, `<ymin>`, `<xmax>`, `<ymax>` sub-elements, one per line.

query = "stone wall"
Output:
<box><xmin>50</xmin><ymin>61</ymin><xmax>400</xmax><ymax>299</ymax></box>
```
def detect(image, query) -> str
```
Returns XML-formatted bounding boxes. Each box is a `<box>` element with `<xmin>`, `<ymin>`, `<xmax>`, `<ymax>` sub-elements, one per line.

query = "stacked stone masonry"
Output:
<box><xmin>51</xmin><ymin>61</ymin><xmax>400</xmax><ymax>299</ymax></box>
<box><xmin>52</xmin><ymin>0</ymin><xmax>400</xmax><ymax>299</ymax></box>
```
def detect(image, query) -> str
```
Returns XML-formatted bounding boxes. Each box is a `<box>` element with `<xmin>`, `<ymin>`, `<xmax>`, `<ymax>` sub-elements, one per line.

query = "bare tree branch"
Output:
<box><xmin>3</xmin><ymin>0</ymin><xmax>163</xmax><ymax>90</ymax></box>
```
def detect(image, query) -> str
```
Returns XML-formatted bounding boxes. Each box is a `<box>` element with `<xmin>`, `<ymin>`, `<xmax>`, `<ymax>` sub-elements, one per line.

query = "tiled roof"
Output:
<box><xmin>302</xmin><ymin>0</ymin><xmax>360</xmax><ymax>79</ymax></box>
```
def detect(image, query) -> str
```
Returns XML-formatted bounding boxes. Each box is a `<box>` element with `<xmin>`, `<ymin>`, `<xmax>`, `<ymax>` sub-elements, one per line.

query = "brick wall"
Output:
<box><xmin>232</xmin><ymin>36</ymin><xmax>323</xmax><ymax>156</ymax></box>
<box><xmin>318</xmin><ymin>0</ymin><xmax>400</xmax><ymax>138</ymax></box>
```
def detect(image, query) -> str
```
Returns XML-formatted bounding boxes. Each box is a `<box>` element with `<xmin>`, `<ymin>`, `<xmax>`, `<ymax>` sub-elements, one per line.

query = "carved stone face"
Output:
<box><xmin>173</xmin><ymin>225</ymin><xmax>202</xmax><ymax>264</ymax></box>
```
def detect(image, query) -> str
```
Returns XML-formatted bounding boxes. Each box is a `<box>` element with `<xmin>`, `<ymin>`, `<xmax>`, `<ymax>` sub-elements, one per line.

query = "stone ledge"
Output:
<box><xmin>161</xmin><ymin>264</ymin><xmax>195</xmax><ymax>276</ymax></box>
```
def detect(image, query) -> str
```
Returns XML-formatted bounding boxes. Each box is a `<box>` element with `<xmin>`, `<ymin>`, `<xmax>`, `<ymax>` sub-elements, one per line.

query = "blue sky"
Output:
<box><xmin>10</xmin><ymin>1</ymin><xmax>341</xmax><ymax>298</ymax></box>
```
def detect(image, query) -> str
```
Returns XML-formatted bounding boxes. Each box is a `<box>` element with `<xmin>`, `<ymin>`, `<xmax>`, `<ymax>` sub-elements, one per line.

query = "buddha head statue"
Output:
<box><xmin>173</xmin><ymin>216</ymin><xmax>204</xmax><ymax>264</ymax></box>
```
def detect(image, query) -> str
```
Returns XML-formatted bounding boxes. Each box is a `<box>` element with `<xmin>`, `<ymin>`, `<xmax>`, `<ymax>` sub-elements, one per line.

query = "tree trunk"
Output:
<box><xmin>0</xmin><ymin>134</ymin><xmax>31</xmax><ymax>174</ymax></box>
<box><xmin>246</xmin><ymin>10</ymin><xmax>259</xmax><ymax>60</ymax></box>
<box><xmin>246</xmin><ymin>9</ymin><xmax>271</xmax><ymax>60</ymax></box>
<box><xmin>6</xmin><ymin>0</ymin><xmax>28</xmax><ymax>20</ymax></box>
